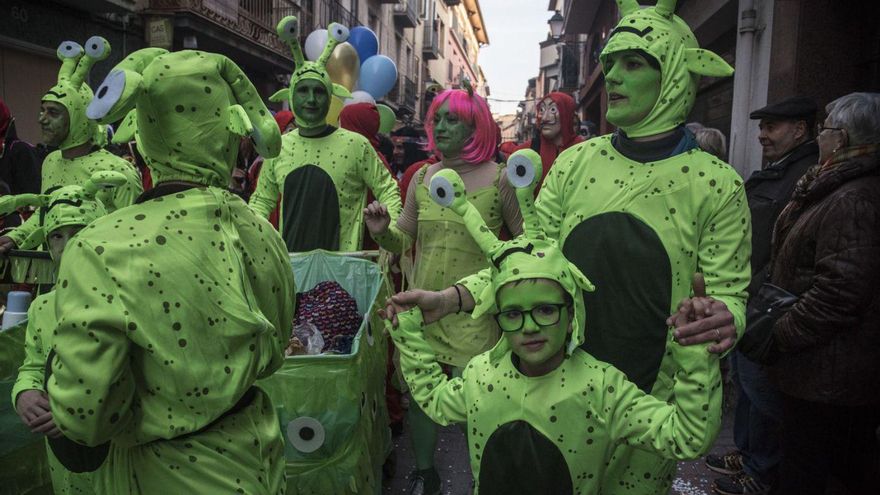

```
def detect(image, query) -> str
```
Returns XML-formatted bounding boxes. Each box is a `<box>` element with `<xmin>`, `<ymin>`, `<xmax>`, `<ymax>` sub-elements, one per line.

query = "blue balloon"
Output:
<box><xmin>348</xmin><ymin>26</ymin><xmax>379</xmax><ymax>66</ymax></box>
<box><xmin>359</xmin><ymin>55</ymin><xmax>398</xmax><ymax>100</ymax></box>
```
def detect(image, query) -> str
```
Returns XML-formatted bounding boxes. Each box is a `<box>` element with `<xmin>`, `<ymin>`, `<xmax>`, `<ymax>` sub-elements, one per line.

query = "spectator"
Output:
<box><xmin>739</xmin><ymin>92</ymin><xmax>880</xmax><ymax>495</ymax></box>
<box><xmin>0</xmin><ymin>98</ymin><xmax>41</xmax><ymax>196</ymax></box>
<box><xmin>695</xmin><ymin>127</ymin><xmax>728</xmax><ymax>160</ymax></box>
<box><xmin>708</xmin><ymin>96</ymin><xmax>819</xmax><ymax>495</ymax></box>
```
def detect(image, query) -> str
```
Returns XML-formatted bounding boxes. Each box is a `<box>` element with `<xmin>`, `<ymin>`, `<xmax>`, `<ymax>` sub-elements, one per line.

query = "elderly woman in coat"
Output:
<box><xmin>740</xmin><ymin>92</ymin><xmax>880</xmax><ymax>495</ymax></box>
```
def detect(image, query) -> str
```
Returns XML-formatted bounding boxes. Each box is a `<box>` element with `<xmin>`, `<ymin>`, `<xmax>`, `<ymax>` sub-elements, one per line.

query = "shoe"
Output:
<box><xmin>407</xmin><ymin>468</ymin><xmax>441</xmax><ymax>495</ymax></box>
<box><xmin>706</xmin><ymin>450</ymin><xmax>744</xmax><ymax>475</ymax></box>
<box><xmin>713</xmin><ymin>473</ymin><xmax>770</xmax><ymax>495</ymax></box>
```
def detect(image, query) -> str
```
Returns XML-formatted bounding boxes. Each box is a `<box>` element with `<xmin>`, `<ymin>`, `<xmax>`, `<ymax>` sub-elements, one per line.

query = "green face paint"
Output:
<box><xmin>292</xmin><ymin>79</ymin><xmax>331</xmax><ymax>130</ymax></box>
<box><xmin>39</xmin><ymin>101</ymin><xmax>70</xmax><ymax>147</ymax></box>
<box><xmin>497</xmin><ymin>279</ymin><xmax>572</xmax><ymax>377</ymax></box>
<box><xmin>432</xmin><ymin>103</ymin><xmax>473</xmax><ymax>159</ymax></box>
<box><xmin>603</xmin><ymin>50</ymin><xmax>661</xmax><ymax>130</ymax></box>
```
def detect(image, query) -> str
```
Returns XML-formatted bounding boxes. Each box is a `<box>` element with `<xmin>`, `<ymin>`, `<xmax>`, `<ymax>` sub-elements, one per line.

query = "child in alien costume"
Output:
<box><xmin>7</xmin><ymin>171</ymin><xmax>128</xmax><ymax>495</ymax></box>
<box><xmin>0</xmin><ymin>37</ymin><xmax>142</xmax><ymax>252</ymax></box>
<box><xmin>42</xmin><ymin>47</ymin><xmax>294</xmax><ymax>494</ymax></box>
<box><xmin>386</xmin><ymin>149</ymin><xmax>722</xmax><ymax>494</ymax></box>
<box><xmin>250</xmin><ymin>17</ymin><xmax>402</xmax><ymax>252</ymax></box>
<box><xmin>393</xmin><ymin>2</ymin><xmax>751</xmax><ymax>493</ymax></box>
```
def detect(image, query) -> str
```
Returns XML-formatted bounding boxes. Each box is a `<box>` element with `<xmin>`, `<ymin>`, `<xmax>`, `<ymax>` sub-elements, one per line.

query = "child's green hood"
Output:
<box><xmin>86</xmin><ymin>49</ymin><xmax>281</xmax><ymax>187</ymax></box>
<box><xmin>428</xmin><ymin>149</ymin><xmax>595</xmax><ymax>355</ymax></box>
<box><xmin>600</xmin><ymin>0</ymin><xmax>734</xmax><ymax>138</ymax></box>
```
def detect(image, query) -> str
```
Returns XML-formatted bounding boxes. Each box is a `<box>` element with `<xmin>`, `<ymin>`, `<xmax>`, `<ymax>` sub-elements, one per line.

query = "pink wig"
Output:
<box><xmin>424</xmin><ymin>89</ymin><xmax>496</xmax><ymax>164</ymax></box>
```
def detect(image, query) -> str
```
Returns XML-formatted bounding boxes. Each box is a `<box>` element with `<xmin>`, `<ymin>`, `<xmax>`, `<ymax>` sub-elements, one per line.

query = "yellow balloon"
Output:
<box><xmin>325</xmin><ymin>96</ymin><xmax>344</xmax><ymax>125</ymax></box>
<box><xmin>326</xmin><ymin>42</ymin><xmax>360</xmax><ymax>91</ymax></box>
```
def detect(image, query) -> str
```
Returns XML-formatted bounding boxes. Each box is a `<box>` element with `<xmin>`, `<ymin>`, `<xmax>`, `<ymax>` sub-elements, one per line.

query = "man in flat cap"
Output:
<box><xmin>707</xmin><ymin>96</ymin><xmax>819</xmax><ymax>495</ymax></box>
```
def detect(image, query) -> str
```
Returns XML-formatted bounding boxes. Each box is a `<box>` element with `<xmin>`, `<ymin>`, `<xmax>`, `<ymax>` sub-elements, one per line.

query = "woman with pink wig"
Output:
<box><xmin>364</xmin><ymin>88</ymin><xmax>522</xmax><ymax>494</ymax></box>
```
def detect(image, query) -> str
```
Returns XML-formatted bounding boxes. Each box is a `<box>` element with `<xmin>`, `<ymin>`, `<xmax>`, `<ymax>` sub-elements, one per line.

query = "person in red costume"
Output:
<box><xmin>512</xmin><ymin>92</ymin><xmax>584</xmax><ymax>186</ymax></box>
<box><xmin>340</xmin><ymin>102</ymin><xmax>394</xmax><ymax>173</ymax></box>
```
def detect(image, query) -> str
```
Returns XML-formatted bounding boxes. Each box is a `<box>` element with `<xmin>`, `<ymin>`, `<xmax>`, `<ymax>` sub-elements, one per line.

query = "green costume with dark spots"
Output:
<box><xmin>47</xmin><ymin>48</ymin><xmax>293</xmax><ymax>493</ymax></box>
<box><xmin>7</xmin><ymin>38</ymin><xmax>142</xmax><ymax>249</ymax></box>
<box><xmin>251</xmin><ymin>16</ymin><xmax>400</xmax><ymax>252</ymax></box>
<box><xmin>459</xmin><ymin>2</ymin><xmax>747</xmax><ymax>492</ymax></box>
<box><xmin>389</xmin><ymin>150</ymin><xmax>723</xmax><ymax>493</ymax></box>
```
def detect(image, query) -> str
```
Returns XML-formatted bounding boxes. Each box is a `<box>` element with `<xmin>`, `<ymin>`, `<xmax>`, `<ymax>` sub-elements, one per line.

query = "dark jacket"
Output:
<box><xmin>0</xmin><ymin>120</ymin><xmax>41</xmax><ymax>195</ymax></box>
<box><xmin>768</xmin><ymin>150</ymin><xmax>880</xmax><ymax>406</ymax></box>
<box><xmin>744</xmin><ymin>140</ymin><xmax>817</xmax><ymax>296</ymax></box>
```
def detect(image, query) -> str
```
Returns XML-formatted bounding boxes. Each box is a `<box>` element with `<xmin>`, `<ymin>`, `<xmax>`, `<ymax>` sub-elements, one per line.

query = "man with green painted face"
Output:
<box><xmin>0</xmin><ymin>38</ymin><xmax>142</xmax><ymax>255</ymax></box>
<box><xmin>250</xmin><ymin>18</ymin><xmax>401</xmax><ymax>252</ymax></box>
<box><xmin>383</xmin><ymin>2</ymin><xmax>751</xmax><ymax>493</ymax></box>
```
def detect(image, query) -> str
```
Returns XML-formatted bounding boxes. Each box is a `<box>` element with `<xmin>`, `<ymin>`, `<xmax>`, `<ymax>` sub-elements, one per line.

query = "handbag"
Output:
<box><xmin>738</xmin><ymin>283</ymin><xmax>799</xmax><ymax>364</ymax></box>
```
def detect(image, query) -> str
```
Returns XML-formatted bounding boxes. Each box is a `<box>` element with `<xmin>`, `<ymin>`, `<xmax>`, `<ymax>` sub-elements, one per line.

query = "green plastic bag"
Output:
<box><xmin>258</xmin><ymin>250</ymin><xmax>392</xmax><ymax>495</ymax></box>
<box><xmin>0</xmin><ymin>321</ymin><xmax>53</xmax><ymax>494</ymax></box>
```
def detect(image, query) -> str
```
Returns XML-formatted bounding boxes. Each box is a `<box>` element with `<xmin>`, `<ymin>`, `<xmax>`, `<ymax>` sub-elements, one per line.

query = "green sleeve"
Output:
<box><xmin>249</xmin><ymin>156</ymin><xmax>280</xmax><ymax>219</ymax></box>
<box><xmin>47</xmin><ymin>238</ymin><xmax>135</xmax><ymax>446</ymax></box>
<box><xmin>10</xmin><ymin>301</ymin><xmax>50</xmax><ymax>406</ymax></box>
<box><xmin>699</xmin><ymin>181</ymin><xmax>751</xmax><ymax>340</ymax></box>
<box><xmin>6</xmin><ymin>213</ymin><xmax>40</xmax><ymax>248</ymax></box>
<box><xmin>534</xmin><ymin>150</ymin><xmax>568</xmax><ymax>241</ymax></box>
<box><xmin>371</xmin><ymin>224</ymin><xmax>412</xmax><ymax>254</ymax></box>
<box><xmin>108</xmin><ymin>163</ymin><xmax>144</xmax><ymax>211</ymax></box>
<box><xmin>605</xmin><ymin>339</ymin><xmax>722</xmax><ymax>460</ymax></box>
<box><xmin>361</xmin><ymin>146</ymin><xmax>402</xmax><ymax>233</ymax></box>
<box><xmin>390</xmin><ymin>309</ymin><xmax>468</xmax><ymax>425</ymax></box>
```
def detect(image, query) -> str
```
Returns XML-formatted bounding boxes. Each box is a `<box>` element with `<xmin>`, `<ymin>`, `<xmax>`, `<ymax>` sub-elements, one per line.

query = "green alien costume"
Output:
<box><xmin>457</xmin><ymin>2</ymin><xmax>749</xmax><ymax>492</ymax></box>
<box><xmin>6</xmin><ymin>171</ymin><xmax>129</xmax><ymax>495</ymax></box>
<box><xmin>7</xmin><ymin>37</ymin><xmax>142</xmax><ymax>249</ymax></box>
<box><xmin>43</xmin><ymin>47</ymin><xmax>294</xmax><ymax>494</ymax></box>
<box><xmin>250</xmin><ymin>17</ymin><xmax>401</xmax><ymax>252</ymax></box>
<box><xmin>389</xmin><ymin>149</ymin><xmax>722</xmax><ymax>494</ymax></box>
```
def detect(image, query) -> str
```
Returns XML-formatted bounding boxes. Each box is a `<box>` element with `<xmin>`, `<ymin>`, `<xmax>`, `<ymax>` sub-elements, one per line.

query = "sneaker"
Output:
<box><xmin>407</xmin><ymin>468</ymin><xmax>441</xmax><ymax>495</ymax></box>
<box><xmin>713</xmin><ymin>472</ymin><xmax>770</xmax><ymax>495</ymax></box>
<box><xmin>705</xmin><ymin>450</ymin><xmax>744</xmax><ymax>475</ymax></box>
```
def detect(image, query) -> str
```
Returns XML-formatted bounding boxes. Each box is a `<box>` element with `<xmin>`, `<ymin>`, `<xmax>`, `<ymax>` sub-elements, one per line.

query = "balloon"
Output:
<box><xmin>377</xmin><ymin>104</ymin><xmax>396</xmax><ymax>134</ymax></box>
<box><xmin>326</xmin><ymin>42</ymin><xmax>360</xmax><ymax>91</ymax></box>
<box><xmin>304</xmin><ymin>29</ymin><xmax>327</xmax><ymax>61</ymax></box>
<box><xmin>348</xmin><ymin>26</ymin><xmax>379</xmax><ymax>66</ymax></box>
<box><xmin>325</xmin><ymin>96</ymin><xmax>344</xmax><ymax>126</ymax></box>
<box><xmin>358</xmin><ymin>55</ymin><xmax>398</xmax><ymax>100</ymax></box>
<box><xmin>344</xmin><ymin>90</ymin><xmax>375</xmax><ymax>106</ymax></box>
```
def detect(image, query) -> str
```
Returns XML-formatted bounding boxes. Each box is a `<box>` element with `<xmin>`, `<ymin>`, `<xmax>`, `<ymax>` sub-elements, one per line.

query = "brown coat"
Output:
<box><xmin>768</xmin><ymin>151</ymin><xmax>880</xmax><ymax>406</ymax></box>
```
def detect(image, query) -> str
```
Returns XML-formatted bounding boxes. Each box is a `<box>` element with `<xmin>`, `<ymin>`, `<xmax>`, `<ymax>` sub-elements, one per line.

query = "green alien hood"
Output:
<box><xmin>44</xmin><ymin>37</ymin><xmax>111</xmax><ymax>150</ymax></box>
<box><xmin>428</xmin><ymin>149</ymin><xmax>595</xmax><ymax>356</ymax></box>
<box><xmin>86</xmin><ymin>49</ymin><xmax>282</xmax><ymax>187</ymax></box>
<box><xmin>600</xmin><ymin>0</ymin><xmax>734</xmax><ymax>138</ymax></box>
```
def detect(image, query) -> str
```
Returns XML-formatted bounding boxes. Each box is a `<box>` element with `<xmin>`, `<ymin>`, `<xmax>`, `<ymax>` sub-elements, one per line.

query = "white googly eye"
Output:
<box><xmin>86</xmin><ymin>69</ymin><xmax>126</xmax><ymax>120</ymax></box>
<box><xmin>286</xmin><ymin>416</ymin><xmax>325</xmax><ymax>453</ymax></box>
<box><xmin>278</xmin><ymin>16</ymin><xmax>298</xmax><ymax>42</ymax></box>
<box><xmin>507</xmin><ymin>154</ymin><xmax>537</xmax><ymax>189</ymax></box>
<box><xmin>328</xmin><ymin>23</ymin><xmax>350</xmax><ymax>42</ymax></box>
<box><xmin>58</xmin><ymin>41</ymin><xmax>83</xmax><ymax>59</ymax></box>
<box><xmin>429</xmin><ymin>175</ymin><xmax>455</xmax><ymax>208</ymax></box>
<box><xmin>85</xmin><ymin>36</ymin><xmax>110</xmax><ymax>60</ymax></box>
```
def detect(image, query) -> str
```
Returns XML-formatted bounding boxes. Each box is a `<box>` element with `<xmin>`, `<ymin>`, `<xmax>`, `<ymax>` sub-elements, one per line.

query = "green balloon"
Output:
<box><xmin>377</xmin><ymin>104</ymin><xmax>396</xmax><ymax>134</ymax></box>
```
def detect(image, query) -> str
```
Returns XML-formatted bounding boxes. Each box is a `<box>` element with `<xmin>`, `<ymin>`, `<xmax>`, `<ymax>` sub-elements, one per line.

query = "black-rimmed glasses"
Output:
<box><xmin>816</xmin><ymin>124</ymin><xmax>845</xmax><ymax>134</ymax></box>
<box><xmin>494</xmin><ymin>303</ymin><xmax>571</xmax><ymax>332</ymax></box>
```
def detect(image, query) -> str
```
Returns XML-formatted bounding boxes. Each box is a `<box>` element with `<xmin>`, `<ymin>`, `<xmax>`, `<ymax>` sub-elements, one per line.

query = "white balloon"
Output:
<box><xmin>343</xmin><ymin>90</ymin><xmax>376</xmax><ymax>106</ymax></box>
<box><xmin>304</xmin><ymin>29</ymin><xmax>328</xmax><ymax>61</ymax></box>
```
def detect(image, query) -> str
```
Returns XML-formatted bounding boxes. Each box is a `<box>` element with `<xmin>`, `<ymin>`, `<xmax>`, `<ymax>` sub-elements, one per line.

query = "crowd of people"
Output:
<box><xmin>1</xmin><ymin>1</ymin><xmax>878</xmax><ymax>494</ymax></box>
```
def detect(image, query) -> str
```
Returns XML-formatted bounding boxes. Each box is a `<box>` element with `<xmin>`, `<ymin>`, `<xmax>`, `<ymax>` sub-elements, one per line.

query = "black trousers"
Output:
<box><xmin>773</xmin><ymin>393</ymin><xmax>880</xmax><ymax>495</ymax></box>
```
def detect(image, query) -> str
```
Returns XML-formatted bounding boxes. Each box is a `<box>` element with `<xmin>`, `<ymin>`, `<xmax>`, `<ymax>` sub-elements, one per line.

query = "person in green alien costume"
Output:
<box><xmin>0</xmin><ymin>37</ymin><xmax>142</xmax><ymax>255</ymax></box>
<box><xmin>383</xmin><ymin>149</ymin><xmax>722</xmax><ymax>494</ymax></box>
<box><xmin>41</xmin><ymin>46</ymin><xmax>294</xmax><ymax>494</ymax></box>
<box><xmin>384</xmin><ymin>1</ymin><xmax>751</xmax><ymax>493</ymax></box>
<box><xmin>6</xmin><ymin>171</ymin><xmax>129</xmax><ymax>495</ymax></box>
<box><xmin>249</xmin><ymin>16</ymin><xmax>402</xmax><ymax>252</ymax></box>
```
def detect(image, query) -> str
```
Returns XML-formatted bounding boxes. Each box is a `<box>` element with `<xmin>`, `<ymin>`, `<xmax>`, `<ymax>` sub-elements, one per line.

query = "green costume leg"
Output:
<box><xmin>408</xmin><ymin>399</ymin><xmax>439</xmax><ymax>470</ymax></box>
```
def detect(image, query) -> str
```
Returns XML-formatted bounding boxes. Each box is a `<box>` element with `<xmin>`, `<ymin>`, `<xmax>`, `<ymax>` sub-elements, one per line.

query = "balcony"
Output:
<box><xmin>148</xmin><ymin>0</ymin><xmax>299</xmax><ymax>58</ymax></box>
<box><xmin>393</xmin><ymin>0</ymin><xmax>418</xmax><ymax>29</ymax></box>
<box><xmin>442</xmin><ymin>0</ymin><xmax>461</xmax><ymax>6</ymax></box>
<box><xmin>309</xmin><ymin>0</ymin><xmax>360</xmax><ymax>32</ymax></box>
<box><xmin>386</xmin><ymin>75</ymin><xmax>417</xmax><ymax>112</ymax></box>
<box><xmin>422</xmin><ymin>23</ymin><xmax>439</xmax><ymax>60</ymax></box>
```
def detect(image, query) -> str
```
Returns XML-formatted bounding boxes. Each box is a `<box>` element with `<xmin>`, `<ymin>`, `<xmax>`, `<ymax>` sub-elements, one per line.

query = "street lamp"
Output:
<box><xmin>548</xmin><ymin>10</ymin><xmax>564</xmax><ymax>40</ymax></box>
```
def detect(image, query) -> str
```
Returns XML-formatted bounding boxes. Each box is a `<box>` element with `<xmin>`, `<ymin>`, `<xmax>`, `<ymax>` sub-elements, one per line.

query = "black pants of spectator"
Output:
<box><xmin>773</xmin><ymin>393</ymin><xmax>880</xmax><ymax>495</ymax></box>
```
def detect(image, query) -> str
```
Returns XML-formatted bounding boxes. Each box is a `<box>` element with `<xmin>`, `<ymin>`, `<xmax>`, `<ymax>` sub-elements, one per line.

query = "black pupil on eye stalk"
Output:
<box><xmin>516</xmin><ymin>165</ymin><xmax>526</xmax><ymax>177</ymax></box>
<box><xmin>98</xmin><ymin>86</ymin><xmax>108</xmax><ymax>98</ymax></box>
<box><xmin>437</xmin><ymin>188</ymin><xmax>446</xmax><ymax>198</ymax></box>
<box><xmin>300</xmin><ymin>427</ymin><xmax>314</xmax><ymax>441</ymax></box>
<box><xmin>92</xmin><ymin>44</ymin><xmax>98</xmax><ymax>50</ymax></box>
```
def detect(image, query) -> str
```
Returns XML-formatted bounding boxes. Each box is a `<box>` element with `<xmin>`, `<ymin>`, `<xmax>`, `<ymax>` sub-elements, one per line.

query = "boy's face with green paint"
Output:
<box><xmin>39</xmin><ymin>101</ymin><xmax>70</xmax><ymax>147</ymax></box>
<box><xmin>496</xmin><ymin>278</ymin><xmax>573</xmax><ymax>377</ymax></box>
<box><xmin>292</xmin><ymin>79</ymin><xmax>330</xmax><ymax>127</ymax></box>
<box><xmin>603</xmin><ymin>50</ymin><xmax>662</xmax><ymax>130</ymax></box>
<box><xmin>432</xmin><ymin>102</ymin><xmax>472</xmax><ymax>159</ymax></box>
<box><xmin>47</xmin><ymin>224</ymin><xmax>83</xmax><ymax>264</ymax></box>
